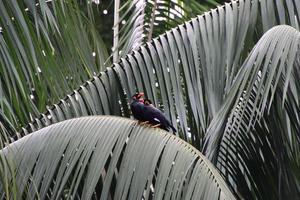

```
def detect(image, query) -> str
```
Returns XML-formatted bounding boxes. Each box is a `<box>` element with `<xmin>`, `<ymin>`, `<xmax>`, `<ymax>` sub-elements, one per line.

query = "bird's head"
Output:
<box><xmin>132</xmin><ymin>92</ymin><xmax>144</xmax><ymax>102</ymax></box>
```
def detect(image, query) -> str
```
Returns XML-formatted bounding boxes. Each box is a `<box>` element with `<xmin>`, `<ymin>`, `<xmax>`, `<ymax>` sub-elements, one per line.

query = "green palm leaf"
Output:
<box><xmin>0</xmin><ymin>116</ymin><xmax>235</xmax><ymax>199</ymax></box>
<box><xmin>20</xmin><ymin>0</ymin><xmax>299</xmax><ymax>145</ymax></box>
<box><xmin>112</xmin><ymin>0</ymin><xmax>146</xmax><ymax>62</ymax></box>
<box><xmin>0</xmin><ymin>0</ymin><xmax>220</xmax><ymax>134</ymax></box>
<box><xmin>2</xmin><ymin>0</ymin><xmax>300</xmax><ymax>199</ymax></box>
<box><xmin>112</xmin><ymin>0</ymin><xmax>222</xmax><ymax>61</ymax></box>
<box><xmin>143</xmin><ymin>0</ymin><xmax>220</xmax><ymax>40</ymax></box>
<box><xmin>203</xmin><ymin>25</ymin><xmax>300</xmax><ymax>199</ymax></box>
<box><xmin>0</xmin><ymin>0</ymin><xmax>110</xmax><ymax>131</ymax></box>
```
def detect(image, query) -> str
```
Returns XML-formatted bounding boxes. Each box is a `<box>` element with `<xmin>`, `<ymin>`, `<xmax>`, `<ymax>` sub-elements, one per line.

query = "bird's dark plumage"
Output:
<box><xmin>130</xmin><ymin>93</ymin><xmax>176</xmax><ymax>133</ymax></box>
<box><xmin>130</xmin><ymin>93</ymin><xmax>146</xmax><ymax>121</ymax></box>
<box><xmin>143</xmin><ymin>102</ymin><xmax>177</xmax><ymax>132</ymax></box>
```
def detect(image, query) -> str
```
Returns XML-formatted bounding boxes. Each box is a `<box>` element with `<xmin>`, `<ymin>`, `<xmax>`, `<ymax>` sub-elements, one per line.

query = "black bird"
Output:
<box><xmin>142</xmin><ymin>98</ymin><xmax>177</xmax><ymax>133</ymax></box>
<box><xmin>131</xmin><ymin>93</ymin><xmax>176</xmax><ymax>133</ymax></box>
<box><xmin>130</xmin><ymin>92</ymin><xmax>147</xmax><ymax>122</ymax></box>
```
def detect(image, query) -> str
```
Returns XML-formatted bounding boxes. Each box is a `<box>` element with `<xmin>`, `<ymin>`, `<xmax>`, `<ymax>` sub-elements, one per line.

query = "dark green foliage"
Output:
<box><xmin>1</xmin><ymin>0</ymin><xmax>300</xmax><ymax>199</ymax></box>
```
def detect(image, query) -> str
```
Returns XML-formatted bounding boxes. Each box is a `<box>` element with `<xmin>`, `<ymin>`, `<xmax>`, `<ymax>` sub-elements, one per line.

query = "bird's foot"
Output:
<box><xmin>140</xmin><ymin>121</ymin><xmax>150</xmax><ymax>125</ymax></box>
<box><xmin>151</xmin><ymin>124</ymin><xmax>161</xmax><ymax>128</ymax></box>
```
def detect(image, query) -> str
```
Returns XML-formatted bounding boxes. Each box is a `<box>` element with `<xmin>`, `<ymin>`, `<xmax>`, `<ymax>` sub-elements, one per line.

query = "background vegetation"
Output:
<box><xmin>0</xmin><ymin>0</ymin><xmax>299</xmax><ymax>199</ymax></box>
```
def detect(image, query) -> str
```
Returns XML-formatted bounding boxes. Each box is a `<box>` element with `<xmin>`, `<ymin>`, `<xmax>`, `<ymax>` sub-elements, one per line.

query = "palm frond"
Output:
<box><xmin>113</xmin><ymin>0</ymin><xmax>221</xmax><ymax>60</ymax></box>
<box><xmin>113</xmin><ymin>0</ymin><xmax>146</xmax><ymax>62</ymax></box>
<box><xmin>144</xmin><ymin>0</ymin><xmax>221</xmax><ymax>40</ymax></box>
<box><xmin>2</xmin><ymin>0</ymin><xmax>300</xmax><ymax>198</ymax></box>
<box><xmin>0</xmin><ymin>116</ymin><xmax>235</xmax><ymax>199</ymax></box>
<box><xmin>0</xmin><ymin>0</ymin><xmax>220</xmax><ymax>135</ymax></box>
<box><xmin>20</xmin><ymin>0</ymin><xmax>300</xmax><ymax>146</ymax></box>
<box><xmin>0</xmin><ymin>0</ymin><xmax>110</xmax><ymax>131</ymax></box>
<box><xmin>203</xmin><ymin>25</ymin><xmax>300</xmax><ymax>199</ymax></box>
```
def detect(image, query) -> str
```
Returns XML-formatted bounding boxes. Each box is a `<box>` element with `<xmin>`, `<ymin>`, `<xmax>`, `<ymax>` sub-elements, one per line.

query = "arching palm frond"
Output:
<box><xmin>0</xmin><ymin>116</ymin><xmax>235</xmax><ymax>200</ymax></box>
<box><xmin>21</xmin><ymin>0</ymin><xmax>300</xmax><ymax>146</ymax></box>
<box><xmin>2</xmin><ymin>0</ymin><xmax>300</xmax><ymax>199</ymax></box>
<box><xmin>203</xmin><ymin>25</ymin><xmax>300</xmax><ymax>199</ymax></box>
<box><xmin>0</xmin><ymin>0</ymin><xmax>220</xmax><ymax>135</ymax></box>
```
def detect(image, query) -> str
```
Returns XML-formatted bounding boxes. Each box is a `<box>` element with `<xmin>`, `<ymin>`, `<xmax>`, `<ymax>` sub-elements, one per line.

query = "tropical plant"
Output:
<box><xmin>0</xmin><ymin>0</ymin><xmax>109</xmax><ymax>130</ymax></box>
<box><xmin>1</xmin><ymin>0</ymin><xmax>300</xmax><ymax>199</ymax></box>
<box><xmin>0</xmin><ymin>116</ymin><xmax>236</xmax><ymax>199</ymax></box>
<box><xmin>0</xmin><ymin>0</ymin><xmax>221</xmax><ymax>133</ymax></box>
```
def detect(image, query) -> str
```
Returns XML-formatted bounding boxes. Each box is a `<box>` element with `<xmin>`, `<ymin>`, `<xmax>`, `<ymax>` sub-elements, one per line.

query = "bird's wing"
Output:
<box><xmin>153</xmin><ymin>118</ymin><xmax>160</xmax><ymax>123</ymax></box>
<box><xmin>144</xmin><ymin>106</ymin><xmax>167</xmax><ymax>123</ymax></box>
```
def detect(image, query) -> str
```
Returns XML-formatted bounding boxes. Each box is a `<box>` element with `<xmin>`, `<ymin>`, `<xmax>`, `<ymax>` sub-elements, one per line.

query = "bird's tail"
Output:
<box><xmin>170</xmin><ymin>124</ymin><xmax>177</xmax><ymax>133</ymax></box>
